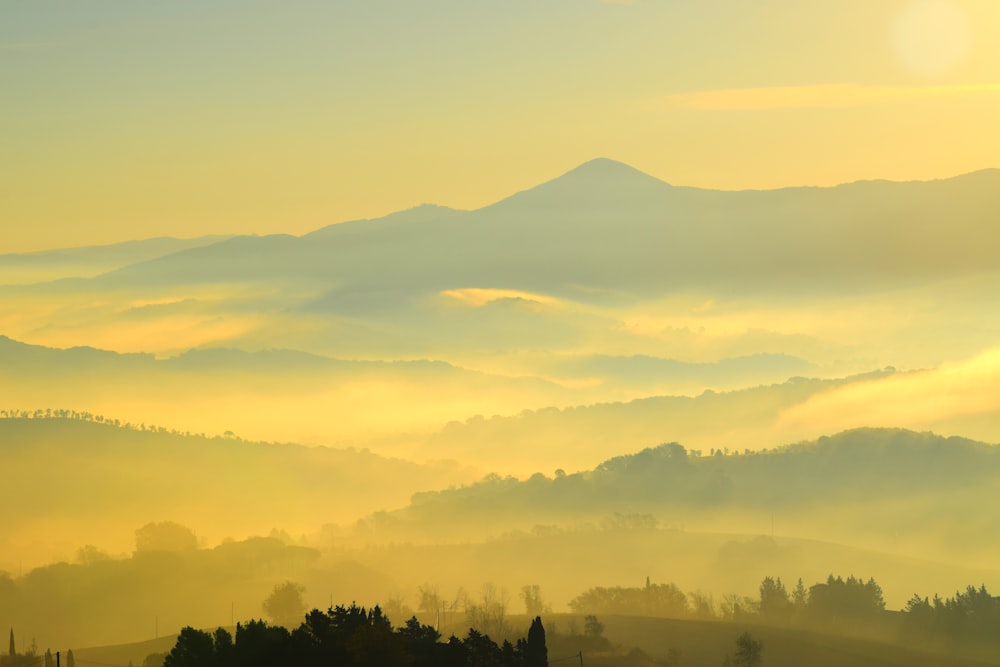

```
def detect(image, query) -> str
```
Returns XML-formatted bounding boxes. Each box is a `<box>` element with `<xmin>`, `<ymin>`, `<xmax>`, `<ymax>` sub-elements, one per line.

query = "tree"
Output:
<box><xmin>135</xmin><ymin>521</ymin><xmax>198</xmax><ymax>553</ymax></box>
<box><xmin>213</xmin><ymin>628</ymin><xmax>233</xmax><ymax>666</ymax></box>
<box><xmin>8</xmin><ymin>628</ymin><xmax>13</xmax><ymax>656</ymax></box>
<box><xmin>759</xmin><ymin>576</ymin><xmax>791</xmax><ymax>620</ymax></box>
<box><xmin>521</xmin><ymin>585</ymin><xmax>550</xmax><ymax>616</ymax></box>
<box><xmin>418</xmin><ymin>584</ymin><xmax>442</xmax><ymax>613</ymax></box>
<box><xmin>791</xmin><ymin>578</ymin><xmax>808</xmax><ymax>611</ymax></box>
<box><xmin>523</xmin><ymin>616</ymin><xmax>547</xmax><ymax>667</ymax></box>
<box><xmin>466</xmin><ymin>583</ymin><xmax>510</xmax><ymax>638</ymax></box>
<box><xmin>732</xmin><ymin>632</ymin><xmax>763</xmax><ymax>667</ymax></box>
<box><xmin>583</xmin><ymin>615</ymin><xmax>604</xmax><ymax>639</ymax></box>
<box><xmin>163</xmin><ymin>627</ymin><xmax>215</xmax><ymax>667</ymax></box>
<box><xmin>66</xmin><ymin>650</ymin><xmax>76</xmax><ymax>667</ymax></box>
<box><xmin>807</xmin><ymin>575</ymin><xmax>885</xmax><ymax>621</ymax></box>
<box><xmin>263</xmin><ymin>581</ymin><xmax>307</xmax><ymax>628</ymax></box>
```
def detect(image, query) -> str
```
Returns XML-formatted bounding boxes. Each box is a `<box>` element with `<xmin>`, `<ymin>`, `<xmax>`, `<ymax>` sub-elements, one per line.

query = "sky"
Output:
<box><xmin>2</xmin><ymin>0</ymin><xmax>999</xmax><ymax>253</ymax></box>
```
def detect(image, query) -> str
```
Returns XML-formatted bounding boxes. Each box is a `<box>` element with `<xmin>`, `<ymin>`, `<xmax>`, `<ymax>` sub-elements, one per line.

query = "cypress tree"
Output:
<box><xmin>525</xmin><ymin>616</ymin><xmax>547</xmax><ymax>667</ymax></box>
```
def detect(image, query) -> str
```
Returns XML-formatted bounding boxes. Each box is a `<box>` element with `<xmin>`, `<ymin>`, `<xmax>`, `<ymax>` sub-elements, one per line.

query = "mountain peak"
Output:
<box><xmin>560</xmin><ymin>157</ymin><xmax>661</xmax><ymax>180</ymax></box>
<box><xmin>489</xmin><ymin>158</ymin><xmax>674</xmax><ymax>211</ymax></box>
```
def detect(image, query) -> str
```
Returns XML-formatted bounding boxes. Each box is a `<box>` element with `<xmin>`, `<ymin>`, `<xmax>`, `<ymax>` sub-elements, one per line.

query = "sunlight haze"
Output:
<box><xmin>3</xmin><ymin>3</ymin><xmax>1000</xmax><ymax>665</ymax></box>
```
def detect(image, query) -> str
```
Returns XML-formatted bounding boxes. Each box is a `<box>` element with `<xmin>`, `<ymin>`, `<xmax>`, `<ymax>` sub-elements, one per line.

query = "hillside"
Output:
<box><xmin>0</xmin><ymin>415</ymin><xmax>472</xmax><ymax>570</ymax></box>
<box><xmin>592</xmin><ymin>614</ymin><xmax>1000</xmax><ymax>667</ymax></box>
<box><xmin>380</xmin><ymin>428</ymin><xmax>1000</xmax><ymax>568</ymax></box>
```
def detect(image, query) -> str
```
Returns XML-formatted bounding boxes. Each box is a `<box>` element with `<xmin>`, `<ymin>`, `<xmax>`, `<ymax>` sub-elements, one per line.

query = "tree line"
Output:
<box><xmin>570</xmin><ymin>572</ymin><xmax>1000</xmax><ymax>649</ymax></box>
<box><xmin>159</xmin><ymin>605</ymin><xmax>547</xmax><ymax>667</ymax></box>
<box><xmin>0</xmin><ymin>409</ymin><xmax>242</xmax><ymax>441</ymax></box>
<box><xmin>903</xmin><ymin>584</ymin><xmax>1000</xmax><ymax>648</ymax></box>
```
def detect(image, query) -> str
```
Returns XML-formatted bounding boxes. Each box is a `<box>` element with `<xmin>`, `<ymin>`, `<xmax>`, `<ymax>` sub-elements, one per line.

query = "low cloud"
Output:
<box><xmin>659</xmin><ymin>83</ymin><xmax>1000</xmax><ymax>111</ymax></box>
<box><xmin>777</xmin><ymin>347</ymin><xmax>1000</xmax><ymax>435</ymax></box>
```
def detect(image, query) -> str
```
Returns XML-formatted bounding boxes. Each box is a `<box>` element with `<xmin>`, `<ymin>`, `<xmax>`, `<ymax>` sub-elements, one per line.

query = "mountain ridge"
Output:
<box><xmin>5</xmin><ymin>160</ymin><xmax>999</xmax><ymax>298</ymax></box>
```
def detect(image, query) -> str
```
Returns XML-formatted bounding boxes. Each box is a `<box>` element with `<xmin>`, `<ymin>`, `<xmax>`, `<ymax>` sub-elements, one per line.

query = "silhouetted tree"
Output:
<box><xmin>463</xmin><ymin>628</ymin><xmax>501</xmax><ymax>667</ymax></box>
<box><xmin>233</xmin><ymin>619</ymin><xmax>290</xmax><ymax>667</ymax></box>
<box><xmin>570</xmin><ymin>582</ymin><xmax>687</xmax><ymax>617</ymax></box>
<box><xmin>808</xmin><ymin>575</ymin><xmax>884</xmax><ymax>621</ymax></box>
<box><xmin>732</xmin><ymin>632</ymin><xmax>763</xmax><ymax>667</ymax></box>
<box><xmin>164</xmin><ymin>627</ymin><xmax>215</xmax><ymax>667</ymax></box>
<box><xmin>135</xmin><ymin>521</ymin><xmax>198</xmax><ymax>553</ymax></box>
<box><xmin>160</xmin><ymin>599</ymin><xmax>544</xmax><ymax>667</ymax></box>
<box><xmin>583</xmin><ymin>615</ymin><xmax>604</xmax><ymax>639</ymax></box>
<box><xmin>66</xmin><ymin>649</ymin><xmax>76</xmax><ymax>667</ymax></box>
<box><xmin>759</xmin><ymin>576</ymin><xmax>791</xmax><ymax>620</ymax></box>
<box><xmin>523</xmin><ymin>616</ymin><xmax>547</xmax><ymax>667</ymax></box>
<box><xmin>212</xmin><ymin>628</ymin><xmax>233</xmax><ymax>667</ymax></box>
<box><xmin>791</xmin><ymin>578</ymin><xmax>808</xmax><ymax>612</ymax></box>
<box><xmin>262</xmin><ymin>581</ymin><xmax>306</xmax><ymax>628</ymax></box>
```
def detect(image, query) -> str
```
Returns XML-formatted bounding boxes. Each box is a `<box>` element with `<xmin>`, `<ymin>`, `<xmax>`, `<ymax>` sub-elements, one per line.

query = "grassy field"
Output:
<box><xmin>546</xmin><ymin>614</ymin><xmax>1000</xmax><ymax>667</ymax></box>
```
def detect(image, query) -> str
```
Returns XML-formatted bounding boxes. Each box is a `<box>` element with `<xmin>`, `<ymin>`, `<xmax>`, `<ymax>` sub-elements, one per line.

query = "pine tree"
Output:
<box><xmin>8</xmin><ymin>628</ymin><xmax>14</xmax><ymax>656</ymax></box>
<box><xmin>67</xmin><ymin>649</ymin><xmax>76</xmax><ymax>667</ymax></box>
<box><xmin>524</xmin><ymin>616</ymin><xmax>547</xmax><ymax>667</ymax></box>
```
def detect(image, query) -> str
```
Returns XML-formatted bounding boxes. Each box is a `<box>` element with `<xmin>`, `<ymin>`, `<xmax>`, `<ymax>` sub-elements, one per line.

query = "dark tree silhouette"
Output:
<box><xmin>808</xmin><ymin>575</ymin><xmax>884</xmax><ymax>621</ymax></box>
<box><xmin>163</xmin><ymin>627</ymin><xmax>215</xmax><ymax>667</ymax></box>
<box><xmin>733</xmin><ymin>632</ymin><xmax>763</xmax><ymax>667</ymax></box>
<box><xmin>522</xmin><ymin>616</ymin><xmax>547</xmax><ymax>667</ymax></box>
<box><xmin>160</xmin><ymin>602</ymin><xmax>545</xmax><ymax>667</ymax></box>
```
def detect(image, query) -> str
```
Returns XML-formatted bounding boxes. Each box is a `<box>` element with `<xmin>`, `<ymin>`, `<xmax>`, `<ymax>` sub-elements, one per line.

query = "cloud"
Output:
<box><xmin>777</xmin><ymin>347</ymin><xmax>1000</xmax><ymax>435</ymax></box>
<box><xmin>440</xmin><ymin>288</ymin><xmax>559</xmax><ymax>307</ymax></box>
<box><xmin>658</xmin><ymin>83</ymin><xmax>1000</xmax><ymax>111</ymax></box>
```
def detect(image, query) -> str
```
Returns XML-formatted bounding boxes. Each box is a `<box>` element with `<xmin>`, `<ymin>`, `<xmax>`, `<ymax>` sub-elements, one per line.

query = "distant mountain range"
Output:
<box><xmin>0</xmin><ymin>235</ymin><xmax>232</xmax><ymax>285</ymax></box>
<box><xmin>7</xmin><ymin>159</ymin><xmax>995</xmax><ymax>302</ymax></box>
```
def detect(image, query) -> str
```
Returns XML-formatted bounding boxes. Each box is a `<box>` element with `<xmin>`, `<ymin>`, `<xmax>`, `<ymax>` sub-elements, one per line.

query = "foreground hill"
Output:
<box><xmin>591</xmin><ymin>614</ymin><xmax>1000</xmax><ymax>667</ymax></box>
<box><xmin>58</xmin><ymin>607</ymin><xmax>1000</xmax><ymax>667</ymax></box>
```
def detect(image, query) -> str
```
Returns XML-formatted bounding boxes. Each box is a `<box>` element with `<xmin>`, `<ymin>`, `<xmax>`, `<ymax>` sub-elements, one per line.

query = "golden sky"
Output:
<box><xmin>3</xmin><ymin>0</ymin><xmax>999</xmax><ymax>252</ymax></box>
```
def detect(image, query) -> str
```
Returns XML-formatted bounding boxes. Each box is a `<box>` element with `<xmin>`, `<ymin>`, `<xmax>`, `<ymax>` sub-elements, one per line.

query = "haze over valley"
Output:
<box><xmin>4</xmin><ymin>1</ymin><xmax>1000</xmax><ymax>665</ymax></box>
